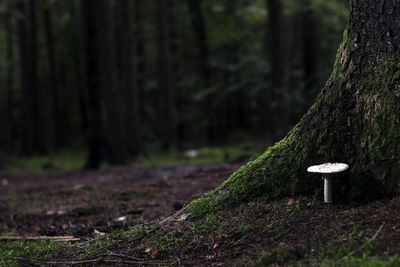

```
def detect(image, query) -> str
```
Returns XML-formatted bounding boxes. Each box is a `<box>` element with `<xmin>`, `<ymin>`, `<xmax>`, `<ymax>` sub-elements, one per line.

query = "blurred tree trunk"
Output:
<box><xmin>28</xmin><ymin>0</ymin><xmax>45</xmax><ymax>153</ymax></box>
<box><xmin>42</xmin><ymin>0</ymin><xmax>63</xmax><ymax>149</ymax></box>
<box><xmin>81</xmin><ymin>0</ymin><xmax>125</xmax><ymax>169</ymax></box>
<box><xmin>301</xmin><ymin>1</ymin><xmax>318</xmax><ymax>95</ymax></box>
<box><xmin>67</xmin><ymin>0</ymin><xmax>88</xmax><ymax>134</ymax></box>
<box><xmin>266</xmin><ymin>0</ymin><xmax>289</xmax><ymax>139</ymax></box>
<box><xmin>167</xmin><ymin>0</ymin><xmax>184</xmax><ymax>148</ymax></box>
<box><xmin>5</xmin><ymin>8</ymin><xmax>16</xmax><ymax>149</ymax></box>
<box><xmin>133</xmin><ymin>1</ymin><xmax>147</xmax><ymax>152</ymax></box>
<box><xmin>187</xmin><ymin>0</ymin><xmax>215</xmax><ymax>143</ymax></box>
<box><xmin>17</xmin><ymin>0</ymin><xmax>44</xmax><ymax>156</ymax></box>
<box><xmin>134</xmin><ymin>0</ymin><xmax>145</xmax><ymax>106</ymax></box>
<box><xmin>115</xmin><ymin>0</ymin><xmax>141</xmax><ymax>156</ymax></box>
<box><xmin>17</xmin><ymin>1</ymin><xmax>31</xmax><ymax>154</ymax></box>
<box><xmin>187</xmin><ymin>0</ymin><xmax>210</xmax><ymax>86</ymax></box>
<box><xmin>156</xmin><ymin>0</ymin><xmax>177</xmax><ymax>150</ymax></box>
<box><xmin>266</xmin><ymin>0</ymin><xmax>286</xmax><ymax>90</ymax></box>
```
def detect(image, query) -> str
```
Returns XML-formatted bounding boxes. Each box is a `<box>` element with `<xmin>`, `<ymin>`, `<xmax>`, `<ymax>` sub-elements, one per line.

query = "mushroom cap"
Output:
<box><xmin>307</xmin><ymin>162</ymin><xmax>349</xmax><ymax>174</ymax></box>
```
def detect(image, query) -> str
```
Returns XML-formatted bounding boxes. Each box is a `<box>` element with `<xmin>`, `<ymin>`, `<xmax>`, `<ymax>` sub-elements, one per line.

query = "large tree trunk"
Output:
<box><xmin>188</xmin><ymin>0</ymin><xmax>400</xmax><ymax>215</ymax></box>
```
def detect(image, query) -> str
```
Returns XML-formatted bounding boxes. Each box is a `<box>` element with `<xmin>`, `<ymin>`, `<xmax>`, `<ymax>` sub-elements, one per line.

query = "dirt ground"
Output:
<box><xmin>0</xmin><ymin>162</ymin><xmax>242</xmax><ymax>239</ymax></box>
<box><xmin>1</xmin><ymin>162</ymin><xmax>400</xmax><ymax>265</ymax></box>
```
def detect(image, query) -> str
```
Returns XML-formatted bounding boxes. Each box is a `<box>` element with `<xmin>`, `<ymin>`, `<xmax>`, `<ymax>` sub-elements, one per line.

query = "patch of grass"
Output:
<box><xmin>306</xmin><ymin>224</ymin><xmax>378</xmax><ymax>265</ymax></box>
<box><xmin>4</xmin><ymin>143</ymin><xmax>267</xmax><ymax>172</ymax></box>
<box><xmin>119</xmin><ymin>189</ymin><xmax>150</xmax><ymax>199</ymax></box>
<box><xmin>322</xmin><ymin>255</ymin><xmax>400</xmax><ymax>267</ymax></box>
<box><xmin>138</xmin><ymin>143</ymin><xmax>267</xmax><ymax>165</ymax></box>
<box><xmin>5</xmin><ymin>150</ymin><xmax>86</xmax><ymax>172</ymax></box>
<box><xmin>0</xmin><ymin>239</ymin><xmax>62</xmax><ymax>267</ymax></box>
<box><xmin>237</xmin><ymin>224</ymin><xmax>252</xmax><ymax>234</ymax></box>
<box><xmin>238</xmin><ymin>246</ymin><xmax>303</xmax><ymax>266</ymax></box>
<box><xmin>1</xmin><ymin>196</ymin><xmax>25</xmax><ymax>215</ymax></box>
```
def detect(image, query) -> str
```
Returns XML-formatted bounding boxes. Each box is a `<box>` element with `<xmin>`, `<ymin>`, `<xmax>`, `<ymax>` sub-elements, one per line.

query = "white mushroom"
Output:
<box><xmin>307</xmin><ymin>163</ymin><xmax>349</xmax><ymax>204</ymax></box>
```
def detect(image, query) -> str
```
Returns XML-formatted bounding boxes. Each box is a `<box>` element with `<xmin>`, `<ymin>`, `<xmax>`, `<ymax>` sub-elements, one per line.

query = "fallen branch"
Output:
<box><xmin>336</xmin><ymin>222</ymin><xmax>385</xmax><ymax>264</ymax></box>
<box><xmin>0</xmin><ymin>236</ymin><xmax>80</xmax><ymax>242</ymax></box>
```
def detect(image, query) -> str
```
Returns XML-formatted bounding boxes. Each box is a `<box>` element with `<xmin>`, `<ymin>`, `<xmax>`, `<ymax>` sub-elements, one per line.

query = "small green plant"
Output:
<box><xmin>285</xmin><ymin>201</ymin><xmax>302</xmax><ymax>215</ymax></box>
<box><xmin>237</xmin><ymin>224</ymin><xmax>252</xmax><ymax>234</ymax></box>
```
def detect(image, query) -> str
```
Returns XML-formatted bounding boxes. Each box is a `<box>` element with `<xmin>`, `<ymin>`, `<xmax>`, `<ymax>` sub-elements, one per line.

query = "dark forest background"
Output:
<box><xmin>0</xmin><ymin>0</ymin><xmax>349</xmax><ymax>169</ymax></box>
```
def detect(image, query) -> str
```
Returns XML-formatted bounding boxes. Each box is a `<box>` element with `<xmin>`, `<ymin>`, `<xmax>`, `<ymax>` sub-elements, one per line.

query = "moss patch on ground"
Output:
<box><xmin>0</xmin><ymin>239</ymin><xmax>62</xmax><ymax>267</ymax></box>
<box><xmin>8</xmin><ymin>196</ymin><xmax>398</xmax><ymax>266</ymax></box>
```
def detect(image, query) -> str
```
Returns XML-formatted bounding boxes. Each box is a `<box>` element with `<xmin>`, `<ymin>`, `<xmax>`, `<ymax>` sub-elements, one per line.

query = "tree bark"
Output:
<box><xmin>188</xmin><ymin>0</ymin><xmax>400</xmax><ymax>215</ymax></box>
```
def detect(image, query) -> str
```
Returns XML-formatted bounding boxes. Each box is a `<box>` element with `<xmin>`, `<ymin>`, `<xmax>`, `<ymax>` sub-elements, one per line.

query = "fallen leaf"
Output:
<box><xmin>213</xmin><ymin>240</ymin><xmax>221</xmax><ymax>249</ymax></box>
<box><xmin>151</xmin><ymin>249</ymin><xmax>159</xmax><ymax>259</ymax></box>
<box><xmin>144</xmin><ymin>247</ymin><xmax>152</xmax><ymax>253</ymax></box>
<box><xmin>287</xmin><ymin>198</ymin><xmax>295</xmax><ymax>205</ymax></box>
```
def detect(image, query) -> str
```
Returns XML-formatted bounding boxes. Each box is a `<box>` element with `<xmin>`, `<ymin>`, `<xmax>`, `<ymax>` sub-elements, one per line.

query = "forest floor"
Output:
<box><xmin>1</xmin><ymin>160</ymin><xmax>400</xmax><ymax>266</ymax></box>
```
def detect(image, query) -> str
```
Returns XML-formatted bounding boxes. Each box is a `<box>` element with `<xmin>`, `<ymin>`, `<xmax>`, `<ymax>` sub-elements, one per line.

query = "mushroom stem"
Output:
<box><xmin>323</xmin><ymin>175</ymin><xmax>332</xmax><ymax>203</ymax></box>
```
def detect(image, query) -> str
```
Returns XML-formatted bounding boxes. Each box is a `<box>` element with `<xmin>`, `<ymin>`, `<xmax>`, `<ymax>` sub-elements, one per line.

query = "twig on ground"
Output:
<box><xmin>336</xmin><ymin>222</ymin><xmax>385</xmax><ymax>264</ymax></box>
<box><xmin>104</xmin><ymin>248</ymin><xmax>146</xmax><ymax>261</ymax></box>
<box><xmin>0</xmin><ymin>236</ymin><xmax>80</xmax><ymax>242</ymax></box>
<box><xmin>9</xmin><ymin>256</ymin><xmax>168</xmax><ymax>266</ymax></box>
